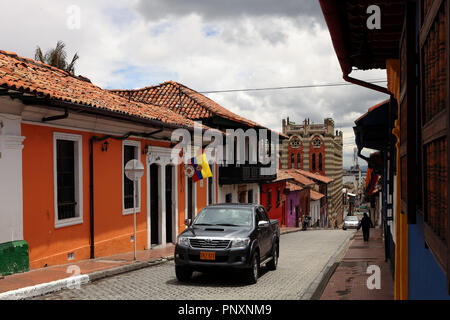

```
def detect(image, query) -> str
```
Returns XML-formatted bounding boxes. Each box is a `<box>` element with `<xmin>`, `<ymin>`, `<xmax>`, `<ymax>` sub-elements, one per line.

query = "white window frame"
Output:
<box><xmin>122</xmin><ymin>139</ymin><xmax>141</xmax><ymax>215</ymax></box>
<box><xmin>53</xmin><ymin>132</ymin><xmax>83</xmax><ymax>229</ymax></box>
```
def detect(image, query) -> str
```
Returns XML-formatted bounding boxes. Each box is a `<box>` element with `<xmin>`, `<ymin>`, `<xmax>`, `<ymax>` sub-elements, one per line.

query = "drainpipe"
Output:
<box><xmin>88</xmin><ymin>129</ymin><xmax>163</xmax><ymax>259</ymax></box>
<box><xmin>343</xmin><ymin>74</ymin><xmax>391</xmax><ymax>95</ymax></box>
<box><xmin>42</xmin><ymin>108</ymin><xmax>69</xmax><ymax>122</ymax></box>
<box><xmin>89</xmin><ymin>133</ymin><xmax>131</xmax><ymax>259</ymax></box>
<box><xmin>89</xmin><ymin>138</ymin><xmax>95</xmax><ymax>258</ymax></box>
<box><xmin>346</xmin><ymin>73</ymin><xmax>393</xmax><ymax>262</ymax></box>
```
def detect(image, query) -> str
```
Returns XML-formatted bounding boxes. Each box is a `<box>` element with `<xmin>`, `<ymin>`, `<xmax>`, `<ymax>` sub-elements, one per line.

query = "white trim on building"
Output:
<box><xmin>0</xmin><ymin>113</ymin><xmax>25</xmax><ymax>243</ymax></box>
<box><xmin>122</xmin><ymin>139</ymin><xmax>141</xmax><ymax>215</ymax></box>
<box><xmin>53</xmin><ymin>132</ymin><xmax>84</xmax><ymax>229</ymax></box>
<box><xmin>147</xmin><ymin>146</ymin><xmax>178</xmax><ymax>248</ymax></box>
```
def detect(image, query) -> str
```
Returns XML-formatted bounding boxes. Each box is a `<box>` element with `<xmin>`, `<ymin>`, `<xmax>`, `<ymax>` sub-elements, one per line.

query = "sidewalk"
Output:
<box><xmin>0</xmin><ymin>227</ymin><xmax>307</xmax><ymax>299</ymax></box>
<box><xmin>319</xmin><ymin>227</ymin><xmax>394</xmax><ymax>300</ymax></box>
<box><xmin>0</xmin><ymin>244</ymin><xmax>175</xmax><ymax>299</ymax></box>
<box><xmin>280</xmin><ymin>226</ymin><xmax>335</xmax><ymax>234</ymax></box>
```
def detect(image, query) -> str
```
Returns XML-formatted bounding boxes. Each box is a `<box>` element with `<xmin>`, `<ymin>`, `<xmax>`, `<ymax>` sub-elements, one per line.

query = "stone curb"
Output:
<box><xmin>0</xmin><ymin>255</ymin><xmax>174</xmax><ymax>300</ymax></box>
<box><xmin>0</xmin><ymin>275</ymin><xmax>90</xmax><ymax>300</ymax></box>
<box><xmin>280</xmin><ymin>227</ymin><xmax>340</xmax><ymax>235</ymax></box>
<box><xmin>299</xmin><ymin>231</ymin><xmax>355</xmax><ymax>300</ymax></box>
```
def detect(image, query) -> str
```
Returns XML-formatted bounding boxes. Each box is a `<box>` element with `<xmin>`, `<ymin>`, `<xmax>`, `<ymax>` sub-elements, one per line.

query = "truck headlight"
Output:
<box><xmin>231</xmin><ymin>238</ymin><xmax>250</xmax><ymax>248</ymax></box>
<box><xmin>177</xmin><ymin>237</ymin><xmax>190</xmax><ymax>247</ymax></box>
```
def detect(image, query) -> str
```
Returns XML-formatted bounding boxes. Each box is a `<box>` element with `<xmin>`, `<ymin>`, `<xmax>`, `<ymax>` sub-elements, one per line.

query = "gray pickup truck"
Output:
<box><xmin>174</xmin><ymin>203</ymin><xmax>280</xmax><ymax>284</ymax></box>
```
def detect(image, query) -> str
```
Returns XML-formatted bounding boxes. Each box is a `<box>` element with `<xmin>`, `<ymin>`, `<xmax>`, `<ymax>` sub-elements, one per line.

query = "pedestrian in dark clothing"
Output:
<box><xmin>358</xmin><ymin>213</ymin><xmax>374</xmax><ymax>242</ymax></box>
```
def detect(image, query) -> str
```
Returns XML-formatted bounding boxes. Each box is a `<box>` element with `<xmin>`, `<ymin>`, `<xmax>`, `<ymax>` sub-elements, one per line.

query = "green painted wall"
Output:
<box><xmin>0</xmin><ymin>240</ymin><xmax>30</xmax><ymax>276</ymax></box>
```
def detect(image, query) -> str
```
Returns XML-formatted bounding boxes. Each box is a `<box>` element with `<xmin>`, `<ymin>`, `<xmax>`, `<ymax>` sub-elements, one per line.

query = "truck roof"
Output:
<box><xmin>204</xmin><ymin>203</ymin><xmax>261</xmax><ymax>209</ymax></box>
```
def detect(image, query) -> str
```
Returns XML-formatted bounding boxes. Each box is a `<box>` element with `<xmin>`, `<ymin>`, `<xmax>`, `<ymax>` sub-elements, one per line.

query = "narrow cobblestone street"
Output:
<box><xmin>34</xmin><ymin>230</ymin><xmax>354</xmax><ymax>300</ymax></box>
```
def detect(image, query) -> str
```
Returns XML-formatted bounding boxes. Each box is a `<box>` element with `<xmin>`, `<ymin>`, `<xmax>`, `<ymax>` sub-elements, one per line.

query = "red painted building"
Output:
<box><xmin>261</xmin><ymin>180</ymin><xmax>288</xmax><ymax>227</ymax></box>
<box><xmin>295</xmin><ymin>169</ymin><xmax>333</xmax><ymax>227</ymax></box>
<box><xmin>261</xmin><ymin>169</ymin><xmax>316</xmax><ymax>227</ymax></box>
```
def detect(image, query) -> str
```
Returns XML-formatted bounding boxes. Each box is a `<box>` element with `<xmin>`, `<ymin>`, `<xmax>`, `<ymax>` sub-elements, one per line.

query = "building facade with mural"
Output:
<box><xmin>280</xmin><ymin>117</ymin><xmax>343</xmax><ymax>226</ymax></box>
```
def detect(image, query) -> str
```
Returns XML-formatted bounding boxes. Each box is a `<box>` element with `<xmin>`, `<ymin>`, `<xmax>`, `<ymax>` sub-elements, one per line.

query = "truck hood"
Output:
<box><xmin>180</xmin><ymin>226</ymin><xmax>252</xmax><ymax>239</ymax></box>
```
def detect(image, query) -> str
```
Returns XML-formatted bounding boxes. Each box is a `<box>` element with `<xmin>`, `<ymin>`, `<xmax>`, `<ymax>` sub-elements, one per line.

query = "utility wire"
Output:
<box><xmin>199</xmin><ymin>79</ymin><xmax>387</xmax><ymax>94</ymax></box>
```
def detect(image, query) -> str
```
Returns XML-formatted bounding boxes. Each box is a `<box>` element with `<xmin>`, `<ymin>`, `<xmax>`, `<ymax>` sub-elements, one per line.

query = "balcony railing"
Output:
<box><xmin>219</xmin><ymin>164</ymin><xmax>276</xmax><ymax>185</ymax></box>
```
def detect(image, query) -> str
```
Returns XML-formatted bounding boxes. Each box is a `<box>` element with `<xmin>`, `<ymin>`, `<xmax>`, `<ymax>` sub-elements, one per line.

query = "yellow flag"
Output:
<box><xmin>196</xmin><ymin>153</ymin><xmax>212</xmax><ymax>179</ymax></box>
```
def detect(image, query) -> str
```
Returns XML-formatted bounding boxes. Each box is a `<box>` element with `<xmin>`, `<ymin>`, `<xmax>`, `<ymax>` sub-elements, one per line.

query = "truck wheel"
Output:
<box><xmin>175</xmin><ymin>266</ymin><xmax>193</xmax><ymax>282</ymax></box>
<box><xmin>266</xmin><ymin>243</ymin><xmax>278</xmax><ymax>271</ymax></box>
<box><xmin>246</xmin><ymin>252</ymin><xmax>259</xmax><ymax>284</ymax></box>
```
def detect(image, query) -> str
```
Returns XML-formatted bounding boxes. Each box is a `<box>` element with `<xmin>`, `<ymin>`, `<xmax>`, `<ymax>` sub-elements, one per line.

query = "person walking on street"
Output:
<box><xmin>358</xmin><ymin>213</ymin><xmax>374</xmax><ymax>242</ymax></box>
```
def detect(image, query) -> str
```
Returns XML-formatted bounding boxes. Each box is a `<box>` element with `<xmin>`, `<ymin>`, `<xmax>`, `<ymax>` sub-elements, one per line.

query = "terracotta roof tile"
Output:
<box><xmin>310</xmin><ymin>189</ymin><xmax>325</xmax><ymax>201</ymax></box>
<box><xmin>110</xmin><ymin>81</ymin><xmax>288</xmax><ymax>139</ymax></box>
<box><xmin>286</xmin><ymin>182</ymin><xmax>303</xmax><ymax>192</ymax></box>
<box><xmin>281</xmin><ymin>169</ymin><xmax>316</xmax><ymax>187</ymax></box>
<box><xmin>294</xmin><ymin>169</ymin><xmax>334</xmax><ymax>184</ymax></box>
<box><xmin>0</xmin><ymin>51</ymin><xmax>198</xmax><ymax>129</ymax></box>
<box><xmin>273</xmin><ymin>170</ymin><xmax>295</xmax><ymax>183</ymax></box>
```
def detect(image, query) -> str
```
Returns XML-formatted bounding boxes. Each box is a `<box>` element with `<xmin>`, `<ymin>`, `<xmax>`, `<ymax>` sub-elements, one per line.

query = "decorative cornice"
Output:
<box><xmin>2</xmin><ymin>135</ymin><xmax>25</xmax><ymax>150</ymax></box>
<box><xmin>147</xmin><ymin>146</ymin><xmax>174</xmax><ymax>165</ymax></box>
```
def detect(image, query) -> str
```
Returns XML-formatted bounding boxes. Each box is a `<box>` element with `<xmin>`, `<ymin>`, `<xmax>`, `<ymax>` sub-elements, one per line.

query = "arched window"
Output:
<box><xmin>297</xmin><ymin>154</ymin><xmax>301</xmax><ymax>169</ymax></box>
<box><xmin>319</xmin><ymin>153</ymin><xmax>323</xmax><ymax>171</ymax></box>
<box><xmin>290</xmin><ymin>153</ymin><xmax>294</xmax><ymax>169</ymax></box>
<box><xmin>312</xmin><ymin>154</ymin><xmax>316</xmax><ymax>171</ymax></box>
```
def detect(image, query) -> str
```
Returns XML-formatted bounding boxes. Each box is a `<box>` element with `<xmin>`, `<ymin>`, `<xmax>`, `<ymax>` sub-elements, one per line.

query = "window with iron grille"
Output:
<box><xmin>419</xmin><ymin>0</ymin><xmax>450</xmax><ymax>288</ymax></box>
<box><xmin>123</xmin><ymin>140</ymin><xmax>141</xmax><ymax>214</ymax></box>
<box><xmin>276</xmin><ymin>188</ymin><xmax>281</xmax><ymax>208</ymax></box>
<box><xmin>312</xmin><ymin>154</ymin><xmax>316</xmax><ymax>171</ymax></box>
<box><xmin>54</xmin><ymin>132</ymin><xmax>83</xmax><ymax>228</ymax></box>
<box><xmin>267</xmin><ymin>189</ymin><xmax>272</xmax><ymax>211</ymax></box>
<box><xmin>297</xmin><ymin>154</ymin><xmax>301</xmax><ymax>169</ymax></box>
<box><xmin>319</xmin><ymin>153</ymin><xmax>323</xmax><ymax>172</ymax></box>
<box><xmin>207</xmin><ymin>176</ymin><xmax>213</xmax><ymax>205</ymax></box>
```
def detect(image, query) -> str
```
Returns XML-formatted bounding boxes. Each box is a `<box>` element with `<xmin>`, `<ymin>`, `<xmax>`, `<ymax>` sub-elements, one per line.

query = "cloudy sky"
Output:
<box><xmin>1</xmin><ymin>0</ymin><xmax>389</xmax><ymax>167</ymax></box>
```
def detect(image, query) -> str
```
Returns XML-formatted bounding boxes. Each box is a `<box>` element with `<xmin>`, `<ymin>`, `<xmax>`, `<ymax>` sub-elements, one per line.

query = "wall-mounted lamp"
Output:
<box><xmin>143</xmin><ymin>145</ymin><xmax>149</xmax><ymax>154</ymax></box>
<box><xmin>101</xmin><ymin>141</ymin><xmax>109</xmax><ymax>152</ymax></box>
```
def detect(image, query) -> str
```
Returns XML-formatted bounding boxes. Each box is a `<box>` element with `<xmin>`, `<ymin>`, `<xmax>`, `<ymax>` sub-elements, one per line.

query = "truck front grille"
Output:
<box><xmin>189</xmin><ymin>238</ymin><xmax>231</xmax><ymax>249</ymax></box>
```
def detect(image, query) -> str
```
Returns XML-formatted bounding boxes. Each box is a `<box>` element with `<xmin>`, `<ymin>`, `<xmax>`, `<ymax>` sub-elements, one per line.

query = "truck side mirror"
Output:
<box><xmin>258</xmin><ymin>220</ymin><xmax>269</xmax><ymax>228</ymax></box>
<box><xmin>184</xmin><ymin>219</ymin><xmax>191</xmax><ymax>227</ymax></box>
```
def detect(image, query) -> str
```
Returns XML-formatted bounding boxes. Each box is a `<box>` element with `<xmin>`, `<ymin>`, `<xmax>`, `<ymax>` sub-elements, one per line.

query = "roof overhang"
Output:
<box><xmin>319</xmin><ymin>0</ymin><xmax>405</xmax><ymax>74</ymax></box>
<box><xmin>353</xmin><ymin>99</ymin><xmax>394</xmax><ymax>151</ymax></box>
<box><xmin>0</xmin><ymin>91</ymin><xmax>219</xmax><ymax>144</ymax></box>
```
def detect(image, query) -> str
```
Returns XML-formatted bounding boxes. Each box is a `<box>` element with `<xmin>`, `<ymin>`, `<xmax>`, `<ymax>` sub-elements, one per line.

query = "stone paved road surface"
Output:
<box><xmin>35</xmin><ymin>230</ymin><xmax>354</xmax><ymax>300</ymax></box>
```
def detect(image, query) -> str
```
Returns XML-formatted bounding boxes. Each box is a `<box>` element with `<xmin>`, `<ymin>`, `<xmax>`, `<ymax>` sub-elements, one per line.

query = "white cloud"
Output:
<box><xmin>0</xmin><ymin>0</ymin><xmax>389</xmax><ymax>168</ymax></box>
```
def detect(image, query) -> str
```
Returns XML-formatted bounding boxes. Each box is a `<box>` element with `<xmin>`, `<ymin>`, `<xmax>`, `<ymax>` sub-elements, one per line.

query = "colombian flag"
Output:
<box><xmin>190</xmin><ymin>153</ymin><xmax>213</xmax><ymax>182</ymax></box>
<box><xmin>365</xmin><ymin>168</ymin><xmax>380</xmax><ymax>195</ymax></box>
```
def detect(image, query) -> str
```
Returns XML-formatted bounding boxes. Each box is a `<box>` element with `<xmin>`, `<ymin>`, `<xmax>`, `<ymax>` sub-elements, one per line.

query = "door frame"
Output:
<box><xmin>185</xmin><ymin>174</ymin><xmax>197</xmax><ymax>220</ymax></box>
<box><xmin>146</xmin><ymin>147</ymin><xmax>178</xmax><ymax>249</ymax></box>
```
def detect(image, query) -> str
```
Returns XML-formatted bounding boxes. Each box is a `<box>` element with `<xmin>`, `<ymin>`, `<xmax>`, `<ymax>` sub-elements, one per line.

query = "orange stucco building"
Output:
<box><xmin>0</xmin><ymin>50</ymin><xmax>217</xmax><ymax>269</ymax></box>
<box><xmin>21</xmin><ymin>123</ymin><xmax>213</xmax><ymax>268</ymax></box>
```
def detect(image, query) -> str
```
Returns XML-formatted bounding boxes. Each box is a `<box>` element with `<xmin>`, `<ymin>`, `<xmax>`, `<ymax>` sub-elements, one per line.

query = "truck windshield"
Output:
<box><xmin>193</xmin><ymin>208</ymin><xmax>253</xmax><ymax>227</ymax></box>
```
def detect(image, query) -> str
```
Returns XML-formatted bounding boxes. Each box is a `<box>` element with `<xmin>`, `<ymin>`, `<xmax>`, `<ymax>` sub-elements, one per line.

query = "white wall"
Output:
<box><xmin>217</xmin><ymin>183</ymin><xmax>260</xmax><ymax>204</ymax></box>
<box><xmin>0</xmin><ymin>113</ymin><xmax>25</xmax><ymax>244</ymax></box>
<box><xmin>310</xmin><ymin>200</ymin><xmax>320</xmax><ymax>225</ymax></box>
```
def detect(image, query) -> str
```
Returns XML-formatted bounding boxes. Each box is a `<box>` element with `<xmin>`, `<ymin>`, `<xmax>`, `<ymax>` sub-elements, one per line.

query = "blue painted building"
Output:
<box><xmin>320</xmin><ymin>0</ymin><xmax>450</xmax><ymax>299</ymax></box>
